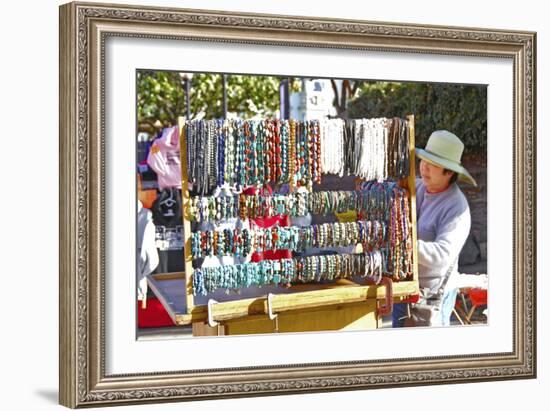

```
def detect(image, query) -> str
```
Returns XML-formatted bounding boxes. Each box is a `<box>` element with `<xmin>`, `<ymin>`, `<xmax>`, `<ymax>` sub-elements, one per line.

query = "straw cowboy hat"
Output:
<box><xmin>415</xmin><ymin>130</ymin><xmax>477</xmax><ymax>186</ymax></box>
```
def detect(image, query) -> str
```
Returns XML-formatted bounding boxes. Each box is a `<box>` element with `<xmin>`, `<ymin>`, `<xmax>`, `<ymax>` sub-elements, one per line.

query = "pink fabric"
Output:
<box><xmin>250</xmin><ymin>214</ymin><xmax>292</xmax><ymax>262</ymax></box>
<box><xmin>146</xmin><ymin>126</ymin><xmax>182</xmax><ymax>190</ymax></box>
<box><xmin>242</xmin><ymin>184</ymin><xmax>291</xmax><ymax>262</ymax></box>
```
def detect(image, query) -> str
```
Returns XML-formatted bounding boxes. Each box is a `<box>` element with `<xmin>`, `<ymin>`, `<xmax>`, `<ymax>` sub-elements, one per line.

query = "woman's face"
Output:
<box><xmin>419</xmin><ymin>160</ymin><xmax>452</xmax><ymax>193</ymax></box>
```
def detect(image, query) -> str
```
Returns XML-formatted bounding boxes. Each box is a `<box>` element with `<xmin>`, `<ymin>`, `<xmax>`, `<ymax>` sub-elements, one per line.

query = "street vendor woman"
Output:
<box><xmin>392</xmin><ymin>130</ymin><xmax>477</xmax><ymax>327</ymax></box>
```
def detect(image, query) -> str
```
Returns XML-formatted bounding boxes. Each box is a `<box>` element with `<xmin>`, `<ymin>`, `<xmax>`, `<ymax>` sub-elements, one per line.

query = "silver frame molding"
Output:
<box><xmin>59</xmin><ymin>1</ymin><xmax>536</xmax><ymax>408</ymax></box>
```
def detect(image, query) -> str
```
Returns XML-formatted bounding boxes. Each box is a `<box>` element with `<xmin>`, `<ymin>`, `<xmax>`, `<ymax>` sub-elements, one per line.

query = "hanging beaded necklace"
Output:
<box><xmin>288</xmin><ymin>119</ymin><xmax>296</xmax><ymax>191</ymax></box>
<box><xmin>215</xmin><ymin>120</ymin><xmax>225</xmax><ymax>187</ymax></box>
<box><xmin>257</xmin><ymin>120</ymin><xmax>266</xmax><ymax>184</ymax></box>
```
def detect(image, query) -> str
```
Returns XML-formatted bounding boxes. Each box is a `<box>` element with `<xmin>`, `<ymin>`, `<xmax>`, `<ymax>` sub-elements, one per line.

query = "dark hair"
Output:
<box><xmin>444</xmin><ymin>169</ymin><xmax>459</xmax><ymax>184</ymax></box>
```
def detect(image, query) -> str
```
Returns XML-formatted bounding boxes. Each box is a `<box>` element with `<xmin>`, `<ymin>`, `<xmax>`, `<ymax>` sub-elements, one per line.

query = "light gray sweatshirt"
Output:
<box><xmin>415</xmin><ymin>179</ymin><xmax>471</xmax><ymax>295</ymax></box>
<box><xmin>137</xmin><ymin>201</ymin><xmax>159</xmax><ymax>300</ymax></box>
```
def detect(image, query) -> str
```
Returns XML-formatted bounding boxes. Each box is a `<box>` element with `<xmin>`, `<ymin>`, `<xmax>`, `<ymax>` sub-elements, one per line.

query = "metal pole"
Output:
<box><xmin>286</xmin><ymin>78</ymin><xmax>291</xmax><ymax>119</ymax></box>
<box><xmin>185</xmin><ymin>78</ymin><xmax>191</xmax><ymax>120</ymax></box>
<box><xmin>279</xmin><ymin>78</ymin><xmax>290</xmax><ymax>119</ymax></box>
<box><xmin>222</xmin><ymin>74</ymin><xmax>228</xmax><ymax>119</ymax></box>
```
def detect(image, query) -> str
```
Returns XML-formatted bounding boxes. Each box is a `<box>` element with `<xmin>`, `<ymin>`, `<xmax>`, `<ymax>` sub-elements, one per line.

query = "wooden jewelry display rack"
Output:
<box><xmin>147</xmin><ymin>115</ymin><xmax>419</xmax><ymax>335</ymax></box>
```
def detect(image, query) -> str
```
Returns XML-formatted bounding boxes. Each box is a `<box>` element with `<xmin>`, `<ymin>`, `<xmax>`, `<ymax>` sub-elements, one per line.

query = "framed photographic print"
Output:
<box><xmin>59</xmin><ymin>1</ymin><xmax>536</xmax><ymax>408</ymax></box>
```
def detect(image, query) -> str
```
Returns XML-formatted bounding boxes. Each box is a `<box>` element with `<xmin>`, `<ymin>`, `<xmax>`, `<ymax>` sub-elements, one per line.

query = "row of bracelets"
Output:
<box><xmin>193</xmin><ymin>249</ymin><xmax>388</xmax><ymax>296</ymax></box>
<box><xmin>189</xmin><ymin>182</ymin><xmax>406</xmax><ymax>223</ymax></box>
<box><xmin>191</xmin><ymin>220</ymin><xmax>390</xmax><ymax>259</ymax></box>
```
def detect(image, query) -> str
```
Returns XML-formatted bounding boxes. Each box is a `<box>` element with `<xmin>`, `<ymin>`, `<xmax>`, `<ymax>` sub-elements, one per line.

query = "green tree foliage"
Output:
<box><xmin>137</xmin><ymin>71</ymin><xmax>185</xmax><ymax>133</ymax></box>
<box><xmin>347</xmin><ymin>82</ymin><xmax>487</xmax><ymax>152</ymax></box>
<box><xmin>225</xmin><ymin>75</ymin><xmax>280</xmax><ymax>118</ymax></box>
<box><xmin>137</xmin><ymin>71</ymin><xmax>281</xmax><ymax>133</ymax></box>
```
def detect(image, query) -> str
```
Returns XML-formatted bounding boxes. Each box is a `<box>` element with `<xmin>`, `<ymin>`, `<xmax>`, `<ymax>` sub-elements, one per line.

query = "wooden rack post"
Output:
<box><xmin>400</xmin><ymin>114</ymin><xmax>419</xmax><ymax>284</ymax></box>
<box><xmin>178</xmin><ymin>116</ymin><xmax>195</xmax><ymax>314</ymax></box>
<box><xmin>407</xmin><ymin>114</ymin><xmax>419</xmax><ymax>284</ymax></box>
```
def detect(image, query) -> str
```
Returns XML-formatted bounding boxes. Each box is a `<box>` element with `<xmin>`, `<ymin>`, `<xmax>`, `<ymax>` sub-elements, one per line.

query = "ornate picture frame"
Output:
<box><xmin>59</xmin><ymin>1</ymin><xmax>536</xmax><ymax>407</ymax></box>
